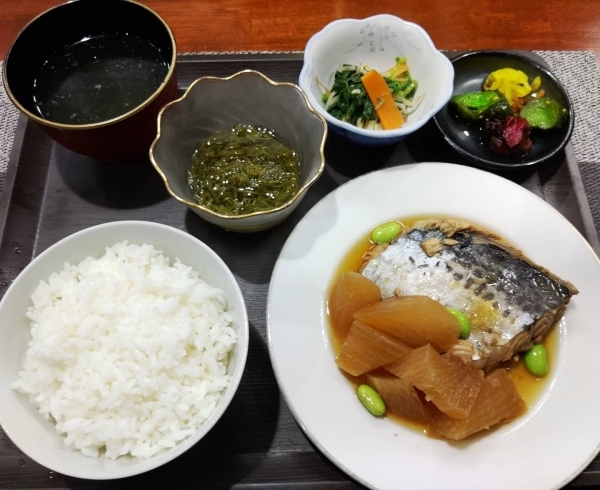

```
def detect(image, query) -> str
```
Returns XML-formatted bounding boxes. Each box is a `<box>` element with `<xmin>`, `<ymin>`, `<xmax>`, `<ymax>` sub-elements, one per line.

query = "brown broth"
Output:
<box><xmin>502</xmin><ymin>324</ymin><xmax>557</xmax><ymax>408</ymax></box>
<box><xmin>328</xmin><ymin>215</ymin><xmax>556</xmax><ymax>429</ymax></box>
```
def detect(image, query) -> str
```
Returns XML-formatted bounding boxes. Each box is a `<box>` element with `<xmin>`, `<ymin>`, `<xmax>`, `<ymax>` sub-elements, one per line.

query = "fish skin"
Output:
<box><xmin>360</xmin><ymin>218</ymin><xmax>578</xmax><ymax>371</ymax></box>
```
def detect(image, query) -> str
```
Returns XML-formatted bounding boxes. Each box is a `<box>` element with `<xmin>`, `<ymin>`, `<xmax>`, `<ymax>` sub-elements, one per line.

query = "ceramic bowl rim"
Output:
<box><xmin>149</xmin><ymin>69</ymin><xmax>328</xmax><ymax>221</ymax></box>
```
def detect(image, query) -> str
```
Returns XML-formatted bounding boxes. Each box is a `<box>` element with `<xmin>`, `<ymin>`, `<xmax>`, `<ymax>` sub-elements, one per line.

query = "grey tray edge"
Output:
<box><xmin>0</xmin><ymin>114</ymin><xmax>28</xmax><ymax>249</ymax></box>
<box><xmin>564</xmin><ymin>143</ymin><xmax>600</xmax><ymax>253</ymax></box>
<box><xmin>0</xmin><ymin>52</ymin><xmax>599</xmax><ymax>490</ymax></box>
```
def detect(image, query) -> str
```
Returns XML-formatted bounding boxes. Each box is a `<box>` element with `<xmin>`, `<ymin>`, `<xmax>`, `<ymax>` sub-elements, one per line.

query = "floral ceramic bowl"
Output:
<box><xmin>299</xmin><ymin>14</ymin><xmax>454</xmax><ymax>146</ymax></box>
<box><xmin>150</xmin><ymin>70</ymin><xmax>327</xmax><ymax>232</ymax></box>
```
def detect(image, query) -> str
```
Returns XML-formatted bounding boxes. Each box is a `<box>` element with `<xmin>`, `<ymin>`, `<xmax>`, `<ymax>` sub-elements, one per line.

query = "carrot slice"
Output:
<box><xmin>361</xmin><ymin>69</ymin><xmax>404</xmax><ymax>130</ymax></box>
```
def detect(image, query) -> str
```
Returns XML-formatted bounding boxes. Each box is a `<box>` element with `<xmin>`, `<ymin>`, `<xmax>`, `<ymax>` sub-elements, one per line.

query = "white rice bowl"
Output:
<box><xmin>0</xmin><ymin>221</ymin><xmax>249</xmax><ymax>479</ymax></box>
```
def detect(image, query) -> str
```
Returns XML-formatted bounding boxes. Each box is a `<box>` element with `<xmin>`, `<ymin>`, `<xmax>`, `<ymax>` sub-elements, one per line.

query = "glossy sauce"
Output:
<box><xmin>328</xmin><ymin>215</ymin><xmax>556</xmax><ymax>430</ymax></box>
<box><xmin>33</xmin><ymin>34</ymin><xmax>169</xmax><ymax>125</ymax></box>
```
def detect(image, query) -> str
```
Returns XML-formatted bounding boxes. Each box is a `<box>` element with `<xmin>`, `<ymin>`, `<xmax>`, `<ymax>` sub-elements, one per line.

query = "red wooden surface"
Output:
<box><xmin>1</xmin><ymin>0</ymin><xmax>599</xmax><ymax>62</ymax></box>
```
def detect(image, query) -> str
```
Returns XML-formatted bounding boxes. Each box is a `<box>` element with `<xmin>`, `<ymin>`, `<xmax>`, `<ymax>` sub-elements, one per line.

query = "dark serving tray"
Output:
<box><xmin>0</xmin><ymin>53</ymin><xmax>598</xmax><ymax>489</ymax></box>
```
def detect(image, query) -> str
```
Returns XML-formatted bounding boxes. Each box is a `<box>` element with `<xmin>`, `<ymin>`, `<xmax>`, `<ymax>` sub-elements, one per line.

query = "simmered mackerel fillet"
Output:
<box><xmin>360</xmin><ymin>218</ymin><xmax>578</xmax><ymax>371</ymax></box>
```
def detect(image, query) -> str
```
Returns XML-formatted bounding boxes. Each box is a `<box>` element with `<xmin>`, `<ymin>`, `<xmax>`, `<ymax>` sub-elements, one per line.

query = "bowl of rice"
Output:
<box><xmin>0</xmin><ymin>221</ymin><xmax>249</xmax><ymax>479</ymax></box>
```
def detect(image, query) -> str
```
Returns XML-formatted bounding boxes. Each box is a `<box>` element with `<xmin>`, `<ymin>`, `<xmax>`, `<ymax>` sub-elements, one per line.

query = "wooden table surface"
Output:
<box><xmin>1</xmin><ymin>0</ymin><xmax>600</xmax><ymax>63</ymax></box>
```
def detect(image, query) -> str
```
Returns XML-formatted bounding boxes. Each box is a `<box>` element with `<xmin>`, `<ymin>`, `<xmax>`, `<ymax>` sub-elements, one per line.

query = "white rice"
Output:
<box><xmin>11</xmin><ymin>241</ymin><xmax>237</xmax><ymax>460</ymax></box>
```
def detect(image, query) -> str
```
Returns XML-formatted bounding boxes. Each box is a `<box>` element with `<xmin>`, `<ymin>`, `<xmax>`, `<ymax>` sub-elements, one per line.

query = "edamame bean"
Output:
<box><xmin>371</xmin><ymin>222</ymin><xmax>402</xmax><ymax>244</ymax></box>
<box><xmin>356</xmin><ymin>384</ymin><xmax>386</xmax><ymax>416</ymax></box>
<box><xmin>447</xmin><ymin>307</ymin><xmax>471</xmax><ymax>338</ymax></box>
<box><xmin>524</xmin><ymin>344</ymin><xmax>549</xmax><ymax>377</ymax></box>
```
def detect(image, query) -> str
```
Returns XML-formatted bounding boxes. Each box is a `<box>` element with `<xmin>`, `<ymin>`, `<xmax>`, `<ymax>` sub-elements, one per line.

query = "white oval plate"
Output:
<box><xmin>267</xmin><ymin>163</ymin><xmax>600</xmax><ymax>490</ymax></box>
